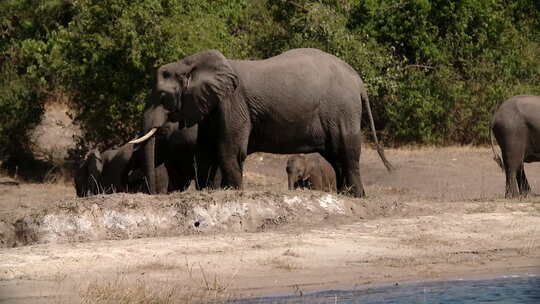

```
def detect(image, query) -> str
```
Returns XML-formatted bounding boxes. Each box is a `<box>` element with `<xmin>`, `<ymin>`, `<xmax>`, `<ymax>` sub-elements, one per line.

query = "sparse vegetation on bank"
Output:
<box><xmin>1</xmin><ymin>148</ymin><xmax>539</xmax><ymax>302</ymax></box>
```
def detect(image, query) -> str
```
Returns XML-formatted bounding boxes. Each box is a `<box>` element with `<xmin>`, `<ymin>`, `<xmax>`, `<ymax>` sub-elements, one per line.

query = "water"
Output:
<box><xmin>233</xmin><ymin>275</ymin><xmax>540</xmax><ymax>304</ymax></box>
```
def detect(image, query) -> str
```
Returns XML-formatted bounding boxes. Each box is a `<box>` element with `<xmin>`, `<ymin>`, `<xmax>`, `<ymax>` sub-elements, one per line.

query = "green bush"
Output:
<box><xmin>0</xmin><ymin>0</ymin><xmax>71</xmax><ymax>167</ymax></box>
<box><xmin>1</xmin><ymin>0</ymin><xmax>540</xmax><ymax>171</ymax></box>
<box><xmin>348</xmin><ymin>0</ymin><xmax>540</xmax><ymax>144</ymax></box>
<box><xmin>52</xmin><ymin>0</ymin><xmax>250</xmax><ymax>146</ymax></box>
<box><xmin>0</xmin><ymin>64</ymin><xmax>44</xmax><ymax>159</ymax></box>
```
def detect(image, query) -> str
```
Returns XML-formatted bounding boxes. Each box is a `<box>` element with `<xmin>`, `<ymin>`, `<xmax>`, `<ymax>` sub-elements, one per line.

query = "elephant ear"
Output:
<box><xmin>181</xmin><ymin>50</ymin><xmax>239</xmax><ymax>122</ymax></box>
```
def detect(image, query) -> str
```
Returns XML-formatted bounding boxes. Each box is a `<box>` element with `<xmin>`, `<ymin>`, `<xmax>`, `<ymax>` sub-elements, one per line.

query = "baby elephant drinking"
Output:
<box><xmin>286</xmin><ymin>154</ymin><xmax>337</xmax><ymax>192</ymax></box>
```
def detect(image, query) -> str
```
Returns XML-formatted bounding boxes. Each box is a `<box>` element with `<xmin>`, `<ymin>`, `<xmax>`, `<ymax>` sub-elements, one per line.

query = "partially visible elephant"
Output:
<box><xmin>132</xmin><ymin>121</ymin><xmax>221</xmax><ymax>193</ymax></box>
<box><xmin>286</xmin><ymin>153</ymin><xmax>336</xmax><ymax>192</ymax></box>
<box><xmin>491</xmin><ymin>95</ymin><xmax>540</xmax><ymax>198</ymax></box>
<box><xmin>130</xmin><ymin>48</ymin><xmax>393</xmax><ymax>197</ymax></box>
<box><xmin>153</xmin><ymin>122</ymin><xmax>197</xmax><ymax>192</ymax></box>
<box><xmin>74</xmin><ymin>143</ymin><xmax>168</xmax><ymax>197</ymax></box>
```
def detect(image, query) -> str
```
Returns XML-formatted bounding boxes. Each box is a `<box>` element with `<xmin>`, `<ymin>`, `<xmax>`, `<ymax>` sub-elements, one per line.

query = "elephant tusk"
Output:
<box><xmin>128</xmin><ymin>128</ymin><xmax>157</xmax><ymax>144</ymax></box>
<box><xmin>185</xmin><ymin>73</ymin><xmax>191</xmax><ymax>89</ymax></box>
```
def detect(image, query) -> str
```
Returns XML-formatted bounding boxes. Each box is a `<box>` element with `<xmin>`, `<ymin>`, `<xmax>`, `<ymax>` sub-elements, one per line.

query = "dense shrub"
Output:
<box><xmin>348</xmin><ymin>0</ymin><xmax>540</xmax><ymax>144</ymax></box>
<box><xmin>0</xmin><ymin>0</ymin><xmax>72</xmax><ymax>168</ymax></box>
<box><xmin>51</xmin><ymin>0</ymin><xmax>250</xmax><ymax>146</ymax></box>
<box><xmin>0</xmin><ymin>65</ymin><xmax>43</xmax><ymax>160</ymax></box>
<box><xmin>1</xmin><ymin>0</ymin><xmax>539</xmax><ymax>170</ymax></box>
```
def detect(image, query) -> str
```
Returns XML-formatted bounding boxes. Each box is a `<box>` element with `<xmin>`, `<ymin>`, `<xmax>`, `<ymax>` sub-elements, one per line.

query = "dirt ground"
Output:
<box><xmin>0</xmin><ymin>147</ymin><xmax>539</xmax><ymax>303</ymax></box>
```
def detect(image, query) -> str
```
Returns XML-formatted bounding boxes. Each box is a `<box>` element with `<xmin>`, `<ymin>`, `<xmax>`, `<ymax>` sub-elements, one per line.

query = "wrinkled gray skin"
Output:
<box><xmin>74</xmin><ymin>144</ymin><xmax>168</xmax><ymax>197</ymax></box>
<box><xmin>491</xmin><ymin>95</ymin><xmax>540</xmax><ymax>198</ymax></box>
<box><xmin>75</xmin><ymin>120</ymin><xmax>205</xmax><ymax>197</ymax></box>
<box><xmin>153</xmin><ymin>122</ymin><xmax>197</xmax><ymax>192</ymax></box>
<box><xmin>141</xmin><ymin>121</ymin><xmax>221</xmax><ymax>193</ymax></box>
<box><xmin>137</xmin><ymin>48</ymin><xmax>393</xmax><ymax>197</ymax></box>
<box><xmin>286</xmin><ymin>153</ymin><xmax>336</xmax><ymax>192</ymax></box>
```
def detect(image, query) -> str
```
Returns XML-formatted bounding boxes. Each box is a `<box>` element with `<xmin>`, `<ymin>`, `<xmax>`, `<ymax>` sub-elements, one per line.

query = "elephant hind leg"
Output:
<box><xmin>501</xmin><ymin>149</ymin><xmax>524</xmax><ymax>199</ymax></box>
<box><xmin>321</xmin><ymin>138</ymin><xmax>364</xmax><ymax>197</ymax></box>
<box><xmin>342</xmin><ymin>148</ymin><xmax>364</xmax><ymax>197</ymax></box>
<box><xmin>504</xmin><ymin>167</ymin><xmax>519</xmax><ymax>199</ymax></box>
<box><xmin>339</xmin><ymin>131</ymin><xmax>364</xmax><ymax>197</ymax></box>
<box><xmin>517</xmin><ymin>165</ymin><xmax>530</xmax><ymax>195</ymax></box>
<box><xmin>496</xmin><ymin>124</ymin><xmax>527</xmax><ymax>199</ymax></box>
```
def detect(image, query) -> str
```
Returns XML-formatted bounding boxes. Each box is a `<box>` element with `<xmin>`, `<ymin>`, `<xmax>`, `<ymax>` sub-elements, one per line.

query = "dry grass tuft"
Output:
<box><xmin>268</xmin><ymin>257</ymin><xmax>302</xmax><ymax>271</ymax></box>
<box><xmin>80</xmin><ymin>277</ymin><xmax>234</xmax><ymax>304</ymax></box>
<box><xmin>198</xmin><ymin>264</ymin><xmax>237</xmax><ymax>294</ymax></box>
<box><xmin>399</xmin><ymin>233</ymin><xmax>455</xmax><ymax>249</ymax></box>
<box><xmin>80</xmin><ymin>276</ymin><xmax>178</xmax><ymax>304</ymax></box>
<box><xmin>80</xmin><ymin>260</ymin><xmax>237</xmax><ymax>304</ymax></box>
<box><xmin>136</xmin><ymin>261</ymin><xmax>183</xmax><ymax>272</ymax></box>
<box><xmin>378</xmin><ymin>256</ymin><xmax>422</xmax><ymax>268</ymax></box>
<box><xmin>465</xmin><ymin>202</ymin><xmax>498</xmax><ymax>214</ymax></box>
<box><xmin>515</xmin><ymin>227</ymin><xmax>539</xmax><ymax>256</ymax></box>
<box><xmin>282</xmin><ymin>248</ymin><xmax>301</xmax><ymax>258</ymax></box>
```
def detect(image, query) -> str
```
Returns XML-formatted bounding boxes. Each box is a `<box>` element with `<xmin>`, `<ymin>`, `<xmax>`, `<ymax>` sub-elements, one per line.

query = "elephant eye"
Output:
<box><xmin>162</xmin><ymin>71</ymin><xmax>171</xmax><ymax>79</ymax></box>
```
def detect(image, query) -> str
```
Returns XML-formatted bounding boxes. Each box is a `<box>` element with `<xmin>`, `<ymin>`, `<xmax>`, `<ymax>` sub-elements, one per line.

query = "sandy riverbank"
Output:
<box><xmin>1</xmin><ymin>147</ymin><xmax>539</xmax><ymax>303</ymax></box>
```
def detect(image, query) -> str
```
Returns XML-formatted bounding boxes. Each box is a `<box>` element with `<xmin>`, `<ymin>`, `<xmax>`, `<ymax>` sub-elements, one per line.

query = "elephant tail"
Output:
<box><xmin>490</xmin><ymin>126</ymin><xmax>504</xmax><ymax>171</ymax></box>
<box><xmin>362</xmin><ymin>90</ymin><xmax>394</xmax><ymax>172</ymax></box>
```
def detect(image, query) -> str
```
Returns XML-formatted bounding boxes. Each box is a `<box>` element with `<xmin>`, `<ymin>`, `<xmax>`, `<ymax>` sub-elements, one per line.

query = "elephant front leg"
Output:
<box><xmin>194</xmin><ymin>147</ymin><xmax>219</xmax><ymax>190</ymax></box>
<box><xmin>218</xmin><ymin>147</ymin><xmax>246</xmax><ymax>189</ymax></box>
<box><xmin>310</xmin><ymin>174</ymin><xmax>324</xmax><ymax>191</ymax></box>
<box><xmin>217</xmin><ymin>135</ymin><xmax>248</xmax><ymax>189</ymax></box>
<box><xmin>322</xmin><ymin>146</ymin><xmax>364</xmax><ymax>197</ymax></box>
<box><xmin>220</xmin><ymin>160</ymin><xmax>243</xmax><ymax>189</ymax></box>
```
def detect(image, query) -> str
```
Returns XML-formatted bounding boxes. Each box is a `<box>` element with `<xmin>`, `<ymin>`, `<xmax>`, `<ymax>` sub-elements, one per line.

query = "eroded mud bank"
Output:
<box><xmin>1</xmin><ymin>190</ymin><xmax>403</xmax><ymax>247</ymax></box>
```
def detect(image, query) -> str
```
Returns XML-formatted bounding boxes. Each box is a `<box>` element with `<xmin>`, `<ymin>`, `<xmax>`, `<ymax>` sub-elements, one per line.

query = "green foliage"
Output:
<box><xmin>348</xmin><ymin>0</ymin><xmax>540</xmax><ymax>144</ymax></box>
<box><xmin>0</xmin><ymin>65</ymin><xmax>44</xmax><ymax>158</ymax></box>
<box><xmin>245</xmin><ymin>0</ymin><xmax>539</xmax><ymax>144</ymax></box>
<box><xmin>244</xmin><ymin>0</ymin><xmax>400</xmax><ymax>132</ymax></box>
<box><xmin>1</xmin><ymin>0</ymin><xmax>540</xmax><ymax>167</ymax></box>
<box><xmin>0</xmin><ymin>0</ymin><xmax>70</xmax><ymax>164</ymax></box>
<box><xmin>52</xmin><ymin>0</ymin><xmax>249</xmax><ymax>145</ymax></box>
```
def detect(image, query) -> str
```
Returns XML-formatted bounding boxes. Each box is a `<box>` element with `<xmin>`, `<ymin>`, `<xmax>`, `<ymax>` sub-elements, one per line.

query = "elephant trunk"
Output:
<box><xmin>144</xmin><ymin>136</ymin><xmax>156</xmax><ymax>194</ymax></box>
<box><xmin>131</xmin><ymin>103</ymin><xmax>170</xmax><ymax>195</ymax></box>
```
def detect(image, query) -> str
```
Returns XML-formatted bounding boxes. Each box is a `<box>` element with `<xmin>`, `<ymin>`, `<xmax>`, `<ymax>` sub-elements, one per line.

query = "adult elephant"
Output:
<box><xmin>74</xmin><ymin>144</ymin><xmax>168</xmax><ymax>197</ymax></box>
<box><xmin>491</xmin><ymin>95</ymin><xmax>540</xmax><ymax>198</ymax></box>
<box><xmin>152</xmin><ymin>121</ymin><xmax>200</xmax><ymax>192</ymax></box>
<box><xmin>130</xmin><ymin>48</ymin><xmax>393</xmax><ymax>197</ymax></box>
<box><xmin>286</xmin><ymin>153</ymin><xmax>336</xmax><ymax>192</ymax></box>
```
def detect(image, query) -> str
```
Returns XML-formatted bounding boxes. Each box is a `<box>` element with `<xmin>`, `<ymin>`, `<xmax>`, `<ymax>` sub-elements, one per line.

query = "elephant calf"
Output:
<box><xmin>74</xmin><ymin>144</ymin><xmax>168</xmax><ymax>197</ymax></box>
<box><xmin>286</xmin><ymin>154</ymin><xmax>336</xmax><ymax>192</ymax></box>
<box><xmin>491</xmin><ymin>95</ymin><xmax>540</xmax><ymax>198</ymax></box>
